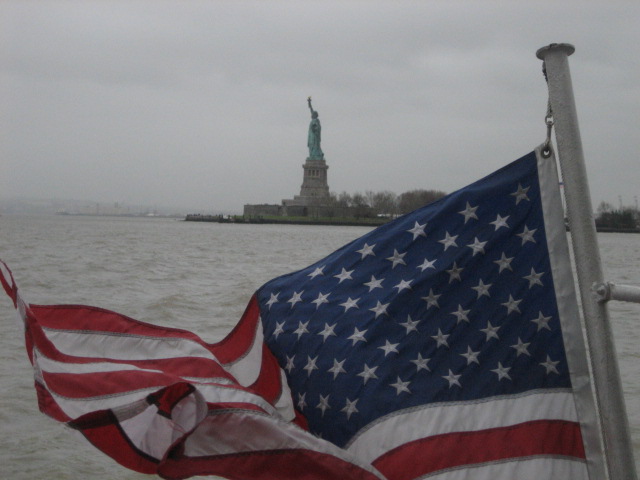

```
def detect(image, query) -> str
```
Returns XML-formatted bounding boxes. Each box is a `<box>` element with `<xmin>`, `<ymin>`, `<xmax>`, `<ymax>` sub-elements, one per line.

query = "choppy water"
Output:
<box><xmin>0</xmin><ymin>214</ymin><xmax>638</xmax><ymax>478</ymax></box>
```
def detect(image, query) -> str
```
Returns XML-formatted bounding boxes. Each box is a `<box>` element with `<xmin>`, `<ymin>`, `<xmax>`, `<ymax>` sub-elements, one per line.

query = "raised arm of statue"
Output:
<box><xmin>307</xmin><ymin>96</ymin><xmax>315</xmax><ymax>115</ymax></box>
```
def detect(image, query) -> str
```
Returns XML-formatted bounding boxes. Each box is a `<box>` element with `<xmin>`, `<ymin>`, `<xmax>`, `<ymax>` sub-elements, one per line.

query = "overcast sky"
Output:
<box><xmin>1</xmin><ymin>1</ymin><xmax>638</xmax><ymax>213</ymax></box>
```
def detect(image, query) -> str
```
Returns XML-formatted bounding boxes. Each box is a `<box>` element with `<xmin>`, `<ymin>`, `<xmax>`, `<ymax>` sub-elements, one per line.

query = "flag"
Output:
<box><xmin>1</xmin><ymin>146</ymin><xmax>603</xmax><ymax>480</ymax></box>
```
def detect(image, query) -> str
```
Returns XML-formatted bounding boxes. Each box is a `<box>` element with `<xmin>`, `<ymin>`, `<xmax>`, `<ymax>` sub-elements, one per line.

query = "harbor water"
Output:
<box><xmin>1</xmin><ymin>214</ymin><xmax>638</xmax><ymax>478</ymax></box>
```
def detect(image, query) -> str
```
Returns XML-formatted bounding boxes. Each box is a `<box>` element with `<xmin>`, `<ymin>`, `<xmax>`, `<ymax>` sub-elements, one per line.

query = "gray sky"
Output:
<box><xmin>1</xmin><ymin>1</ymin><xmax>638</xmax><ymax>213</ymax></box>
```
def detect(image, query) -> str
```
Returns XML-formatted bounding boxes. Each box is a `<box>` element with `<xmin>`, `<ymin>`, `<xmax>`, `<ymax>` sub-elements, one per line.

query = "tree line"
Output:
<box><xmin>595</xmin><ymin>202</ymin><xmax>640</xmax><ymax>231</ymax></box>
<box><xmin>326</xmin><ymin>189</ymin><xmax>447</xmax><ymax>217</ymax></box>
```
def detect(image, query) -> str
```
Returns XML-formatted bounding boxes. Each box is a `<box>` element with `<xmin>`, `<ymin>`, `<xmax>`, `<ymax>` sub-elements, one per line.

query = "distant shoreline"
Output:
<box><xmin>184</xmin><ymin>214</ymin><xmax>387</xmax><ymax>227</ymax></box>
<box><xmin>592</xmin><ymin>227</ymin><xmax>640</xmax><ymax>234</ymax></box>
<box><xmin>184</xmin><ymin>214</ymin><xmax>640</xmax><ymax>232</ymax></box>
<box><xmin>55</xmin><ymin>212</ymin><xmax>183</xmax><ymax>219</ymax></box>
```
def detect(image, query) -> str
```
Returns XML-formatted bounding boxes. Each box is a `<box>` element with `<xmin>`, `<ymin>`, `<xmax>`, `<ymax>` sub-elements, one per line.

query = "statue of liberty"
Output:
<box><xmin>307</xmin><ymin>97</ymin><xmax>324</xmax><ymax>160</ymax></box>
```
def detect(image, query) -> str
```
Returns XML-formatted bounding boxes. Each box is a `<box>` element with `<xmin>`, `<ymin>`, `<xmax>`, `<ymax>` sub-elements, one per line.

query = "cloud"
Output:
<box><xmin>1</xmin><ymin>1</ymin><xmax>639</xmax><ymax>212</ymax></box>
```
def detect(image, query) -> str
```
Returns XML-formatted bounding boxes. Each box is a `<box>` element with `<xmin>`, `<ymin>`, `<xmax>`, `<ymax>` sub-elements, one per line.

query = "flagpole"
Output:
<box><xmin>536</xmin><ymin>43</ymin><xmax>638</xmax><ymax>480</ymax></box>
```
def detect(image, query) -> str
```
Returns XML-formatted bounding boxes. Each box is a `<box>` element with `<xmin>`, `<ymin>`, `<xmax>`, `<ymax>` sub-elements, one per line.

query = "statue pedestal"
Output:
<box><xmin>298</xmin><ymin>158</ymin><xmax>329</xmax><ymax>200</ymax></box>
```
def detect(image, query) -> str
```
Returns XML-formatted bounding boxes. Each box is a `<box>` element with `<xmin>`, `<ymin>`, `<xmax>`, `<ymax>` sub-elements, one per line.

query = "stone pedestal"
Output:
<box><xmin>280</xmin><ymin>158</ymin><xmax>330</xmax><ymax>216</ymax></box>
<box><xmin>298</xmin><ymin>158</ymin><xmax>329</xmax><ymax>200</ymax></box>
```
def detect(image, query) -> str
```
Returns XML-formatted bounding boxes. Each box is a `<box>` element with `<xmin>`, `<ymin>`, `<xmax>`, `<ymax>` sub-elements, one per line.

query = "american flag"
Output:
<box><xmin>0</xmin><ymin>148</ymin><xmax>602</xmax><ymax>480</ymax></box>
<box><xmin>256</xmin><ymin>148</ymin><xmax>599</xmax><ymax>479</ymax></box>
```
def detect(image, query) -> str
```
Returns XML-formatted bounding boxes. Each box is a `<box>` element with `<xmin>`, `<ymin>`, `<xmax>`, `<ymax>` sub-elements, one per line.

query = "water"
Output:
<box><xmin>0</xmin><ymin>214</ymin><xmax>638</xmax><ymax>478</ymax></box>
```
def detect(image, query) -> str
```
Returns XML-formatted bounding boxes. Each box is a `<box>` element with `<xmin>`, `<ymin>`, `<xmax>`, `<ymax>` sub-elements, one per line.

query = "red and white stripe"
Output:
<box><xmin>1</xmin><ymin>261</ymin><xmax>384</xmax><ymax>479</ymax></box>
<box><xmin>345</xmin><ymin>390</ymin><xmax>587</xmax><ymax>479</ymax></box>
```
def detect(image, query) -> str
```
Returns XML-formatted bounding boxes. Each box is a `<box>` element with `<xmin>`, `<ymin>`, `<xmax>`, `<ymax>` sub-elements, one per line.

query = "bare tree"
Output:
<box><xmin>337</xmin><ymin>191</ymin><xmax>352</xmax><ymax>208</ymax></box>
<box><xmin>397</xmin><ymin>189</ymin><xmax>446</xmax><ymax>214</ymax></box>
<box><xmin>370</xmin><ymin>190</ymin><xmax>398</xmax><ymax>217</ymax></box>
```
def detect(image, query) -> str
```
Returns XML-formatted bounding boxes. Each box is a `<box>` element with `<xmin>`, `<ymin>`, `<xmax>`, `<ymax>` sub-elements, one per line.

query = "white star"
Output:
<box><xmin>411</xmin><ymin>353</ymin><xmax>430</xmax><ymax>371</ymax></box>
<box><xmin>356</xmin><ymin>243</ymin><xmax>376</xmax><ymax>259</ymax></box>
<box><xmin>303</xmin><ymin>355</ymin><xmax>318</xmax><ymax>376</ymax></box>
<box><xmin>511</xmin><ymin>183</ymin><xmax>530</xmax><ymax>204</ymax></box>
<box><xmin>363</xmin><ymin>275</ymin><xmax>384</xmax><ymax>291</ymax></box>
<box><xmin>285</xmin><ymin>354</ymin><xmax>295</xmax><ymax>373</ymax></box>
<box><xmin>501</xmin><ymin>295</ymin><xmax>522</xmax><ymax>315</ymax></box>
<box><xmin>407</xmin><ymin>221</ymin><xmax>427</xmax><ymax>240</ymax></box>
<box><xmin>422</xmin><ymin>288</ymin><xmax>441</xmax><ymax>309</ymax></box>
<box><xmin>328</xmin><ymin>358</ymin><xmax>346</xmax><ymax>379</ymax></box>
<box><xmin>447</xmin><ymin>262</ymin><xmax>464</xmax><ymax>283</ymax></box>
<box><xmin>308</xmin><ymin>266</ymin><xmax>325</xmax><ymax>279</ymax></box>
<box><xmin>540</xmin><ymin>355</ymin><xmax>560</xmax><ymax>374</ymax></box>
<box><xmin>480</xmin><ymin>321</ymin><xmax>500</xmax><ymax>341</ymax></box>
<box><xmin>400</xmin><ymin>315</ymin><xmax>419</xmax><ymax>334</ymax></box>
<box><xmin>531</xmin><ymin>311</ymin><xmax>552</xmax><ymax>331</ymax></box>
<box><xmin>417</xmin><ymin>257</ymin><xmax>436</xmax><ymax>272</ymax></box>
<box><xmin>490</xmin><ymin>213</ymin><xmax>510</xmax><ymax>230</ymax></box>
<box><xmin>297</xmin><ymin>392</ymin><xmax>307</xmax><ymax>410</ymax></box>
<box><xmin>357</xmin><ymin>364</ymin><xmax>378</xmax><ymax>384</ymax></box>
<box><xmin>266</xmin><ymin>292</ymin><xmax>279</xmax><ymax>309</ymax></box>
<box><xmin>348</xmin><ymin>327</ymin><xmax>367</xmax><ymax>345</ymax></box>
<box><xmin>287</xmin><ymin>291</ymin><xmax>304</xmax><ymax>308</ymax></box>
<box><xmin>467</xmin><ymin>237</ymin><xmax>487</xmax><ymax>256</ymax></box>
<box><xmin>390</xmin><ymin>376</ymin><xmax>411</xmax><ymax>395</ymax></box>
<box><xmin>334</xmin><ymin>267</ymin><xmax>354</xmax><ymax>283</ymax></box>
<box><xmin>431</xmin><ymin>328</ymin><xmax>450</xmax><ymax>348</ymax></box>
<box><xmin>517</xmin><ymin>225</ymin><xmax>537</xmax><ymax>245</ymax></box>
<box><xmin>494</xmin><ymin>252</ymin><xmax>514</xmax><ymax>273</ymax></box>
<box><xmin>511</xmin><ymin>337</ymin><xmax>531</xmax><ymax>357</ymax></box>
<box><xmin>272</xmin><ymin>321</ymin><xmax>285</xmax><ymax>339</ymax></box>
<box><xmin>312</xmin><ymin>292</ymin><xmax>330</xmax><ymax>309</ymax></box>
<box><xmin>341</xmin><ymin>398</ymin><xmax>359</xmax><ymax>419</ymax></box>
<box><xmin>458</xmin><ymin>202</ymin><xmax>479</xmax><ymax>223</ymax></box>
<box><xmin>471</xmin><ymin>279</ymin><xmax>492</xmax><ymax>298</ymax></box>
<box><xmin>318</xmin><ymin>323</ymin><xmax>337</xmax><ymax>342</ymax></box>
<box><xmin>394</xmin><ymin>279</ymin><xmax>413</xmax><ymax>292</ymax></box>
<box><xmin>386</xmin><ymin>249</ymin><xmax>407</xmax><ymax>268</ymax></box>
<box><xmin>491</xmin><ymin>362</ymin><xmax>512</xmax><ymax>381</ymax></box>
<box><xmin>294</xmin><ymin>320</ymin><xmax>310</xmax><ymax>339</ymax></box>
<box><xmin>442</xmin><ymin>369</ymin><xmax>462</xmax><ymax>388</ymax></box>
<box><xmin>451</xmin><ymin>304</ymin><xmax>471</xmax><ymax>324</ymax></box>
<box><xmin>460</xmin><ymin>346</ymin><xmax>480</xmax><ymax>365</ymax></box>
<box><xmin>523</xmin><ymin>268</ymin><xmax>544</xmax><ymax>288</ymax></box>
<box><xmin>317</xmin><ymin>394</ymin><xmax>331</xmax><ymax>416</ymax></box>
<box><xmin>439</xmin><ymin>231</ymin><xmax>459</xmax><ymax>250</ymax></box>
<box><xmin>378</xmin><ymin>340</ymin><xmax>399</xmax><ymax>357</ymax></box>
<box><xmin>340</xmin><ymin>297</ymin><xmax>359</xmax><ymax>312</ymax></box>
<box><xmin>370</xmin><ymin>300</ymin><xmax>389</xmax><ymax>319</ymax></box>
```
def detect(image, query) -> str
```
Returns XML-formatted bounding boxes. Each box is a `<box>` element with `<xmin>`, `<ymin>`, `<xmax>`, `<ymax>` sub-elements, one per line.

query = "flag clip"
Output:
<box><xmin>542</xmin><ymin>110</ymin><xmax>554</xmax><ymax>158</ymax></box>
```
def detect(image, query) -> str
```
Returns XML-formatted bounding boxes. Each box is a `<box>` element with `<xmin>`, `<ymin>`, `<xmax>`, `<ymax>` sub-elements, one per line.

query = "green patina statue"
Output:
<box><xmin>307</xmin><ymin>97</ymin><xmax>324</xmax><ymax>160</ymax></box>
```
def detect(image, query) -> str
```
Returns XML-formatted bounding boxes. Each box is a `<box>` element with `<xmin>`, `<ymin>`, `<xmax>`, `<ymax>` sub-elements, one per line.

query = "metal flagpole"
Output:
<box><xmin>595</xmin><ymin>282</ymin><xmax>640</xmax><ymax>304</ymax></box>
<box><xmin>536</xmin><ymin>43</ymin><xmax>638</xmax><ymax>480</ymax></box>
